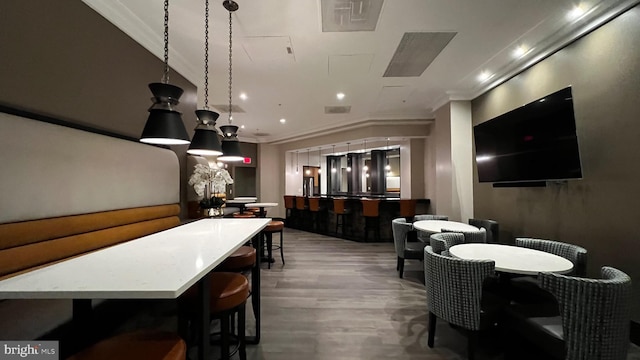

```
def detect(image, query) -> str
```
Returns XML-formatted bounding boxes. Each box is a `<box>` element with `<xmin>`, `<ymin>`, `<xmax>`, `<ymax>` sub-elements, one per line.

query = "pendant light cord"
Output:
<box><xmin>227</xmin><ymin>9</ymin><xmax>233</xmax><ymax>124</ymax></box>
<box><xmin>162</xmin><ymin>0</ymin><xmax>170</xmax><ymax>84</ymax></box>
<box><xmin>203</xmin><ymin>0</ymin><xmax>210</xmax><ymax>109</ymax></box>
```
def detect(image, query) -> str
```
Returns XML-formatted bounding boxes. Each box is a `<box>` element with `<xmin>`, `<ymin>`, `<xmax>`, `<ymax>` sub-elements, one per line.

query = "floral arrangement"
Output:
<box><xmin>188</xmin><ymin>164</ymin><xmax>234</xmax><ymax>209</ymax></box>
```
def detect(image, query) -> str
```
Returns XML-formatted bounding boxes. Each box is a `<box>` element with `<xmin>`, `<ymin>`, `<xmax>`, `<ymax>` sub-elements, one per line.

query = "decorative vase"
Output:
<box><xmin>206</xmin><ymin>207</ymin><xmax>223</xmax><ymax>218</ymax></box>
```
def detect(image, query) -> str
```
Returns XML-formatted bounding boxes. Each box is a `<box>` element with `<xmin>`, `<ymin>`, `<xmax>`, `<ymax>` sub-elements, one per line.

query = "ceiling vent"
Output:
<box><xmin>324</xmin><ymin>106</ymin><xmax>351</xmax><ymax>114</ymax></box>
<box><xmin>321</xmin><ymin>0</ymin><xmax>384</xmax><ymax>32</ymax></box>
<box><xmin>383</xmin><ymin>32</ymin><xmax>457</xmax><ymax>77</ymax></box>
<box><xmin>212</xmin><ymin>104</ymin><xmax>246</xmax><ymax>113</ymax></box>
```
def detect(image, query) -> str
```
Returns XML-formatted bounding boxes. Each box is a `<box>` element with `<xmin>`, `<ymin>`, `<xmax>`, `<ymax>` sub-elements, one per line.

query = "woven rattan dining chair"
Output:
<box><xmin>424</xmin><ymin>245</ymin><xmax>505</xmax><ymax>360</ymax></box>
<box><xmin>504</xmin><ymin>266</ymin><xmax>632</xmax><ymax>360</ymax></box>
<box><xmin>392</xmin><ymin>218</ymin><xmax>426</xmax><ymax>278</ymax></box>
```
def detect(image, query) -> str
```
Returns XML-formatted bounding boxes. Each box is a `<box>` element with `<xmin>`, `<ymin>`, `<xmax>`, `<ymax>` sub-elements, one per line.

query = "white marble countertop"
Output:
<box><xmin>0</xmin><ymin>218</ymin><xmax>270</xmax><ymax>299</ymax></box>
<box><xmin>449</xmin><ymin>243</ymin><xmax>574</xmax><ymax>275</ymax></box>
<box><xmin>413</xmin><ymin>220</ymin><xmax>479</xmax><ymax>234</ymax></box>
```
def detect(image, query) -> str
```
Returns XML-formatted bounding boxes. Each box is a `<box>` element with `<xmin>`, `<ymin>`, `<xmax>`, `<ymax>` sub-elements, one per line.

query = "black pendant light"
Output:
<box><xmin>217</xmin><ymin>0</ymin><xmax>244</xmax><ymax>162</ymax></box>
<box><xmin>187</xmin><ymin>0</ymin><xmax>222</xmax><ymax>156</ymax></box>
<box><xmin>140</xmin><ymin>0</ymin><xmax>190</xmax><ymax>145</ymax></box>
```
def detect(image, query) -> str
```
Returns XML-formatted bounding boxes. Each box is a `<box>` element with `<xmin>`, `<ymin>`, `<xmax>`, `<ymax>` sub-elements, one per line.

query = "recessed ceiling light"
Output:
<box><xmin>240</xmin><ymin>124</ymin><xmax>245</xmax><ymax>129</ymax></box>
<box><xmin>477</xmin><ymin>71</ymin><xmax>492</xmax><ymax>82</ymax></box>
<box><xmin>239</xmin><ymin>92</ymin><xmax>248</xmax><ymax>100</ymax></box>
<box><xmin>280</xmin><ymin>118</ymin><xmax>286</xmax><ymax>124</ymax></box>
<box><xmin>513</xmin><ymin>45</ymin><xmax>528</xmax><ymax>58</ymax></box>
<box><xmin>336</xmin><ymin>92</ymin><xmax>345</xmax><ymax>100</ymax></box>
<box><xmin>567</xmin><ymin>5</ymin><xmax>586</xmax><ymax>20</ymax></box>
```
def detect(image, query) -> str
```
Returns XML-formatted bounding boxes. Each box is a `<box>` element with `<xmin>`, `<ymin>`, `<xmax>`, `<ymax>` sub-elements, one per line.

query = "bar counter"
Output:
<box><xmin>286</xmin><ymin>195</ymin><xmax>430</xmax><ymax>242</ymax></box>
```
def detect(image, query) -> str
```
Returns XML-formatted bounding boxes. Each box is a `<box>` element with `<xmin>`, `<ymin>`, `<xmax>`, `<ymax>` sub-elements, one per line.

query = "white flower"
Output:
<box><xmin>188</xmin><ymin>164</ymin><xmax>234</xmax><ymax>198</ymax></box>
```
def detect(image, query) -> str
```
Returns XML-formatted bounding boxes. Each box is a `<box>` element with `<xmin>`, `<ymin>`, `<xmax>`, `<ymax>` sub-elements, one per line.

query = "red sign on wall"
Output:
<box><xmin>243</xmin><ymin>157</ymin><xmax>252</xmax><ymax>164</ymax></box>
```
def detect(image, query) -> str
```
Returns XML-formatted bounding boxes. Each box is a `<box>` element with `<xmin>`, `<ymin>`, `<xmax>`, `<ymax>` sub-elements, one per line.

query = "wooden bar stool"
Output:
<box><xmin>180</xmin><ymin>272</ymin><xmax>249</xmax><ymax>360</ymax></box>
<box><xmin>66</xmin><ymin>330</ymin><xmax>186</xmax><ymax>360</ymax></box>
<box><xmin>361</xmin><ymin>198</ymin><xmax>381</xmax><ymax>242</ymax></box>
<box><xmin>262</xmin><ymin>220</ymin><xmax>284</xmax><ymax>269</ymax></box>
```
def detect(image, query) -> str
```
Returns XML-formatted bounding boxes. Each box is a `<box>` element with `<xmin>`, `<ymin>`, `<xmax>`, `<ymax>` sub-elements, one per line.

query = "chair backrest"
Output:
<box><xmin>424</xmin><ymin>246</ymin><xmax>495</xmax><ymax>331</ymax></box>
<box><xmin>515</xmin><ymin>238</ymin><xmax>587</xmax><ymax>277</ymax></box>
<box><xmin>429</xmin><ymin>232</ymin><xmax>464</xmax><ymax>254</ymax></box>
<box><xmin>333</xmin><ymin>198</ymin><xmax>346</xmax><ymax>214</ymax></box>
<box><xmin>414</xmin><ymin>214</ymin><xmax>449</xmax><ymax>221</ymax></box>
<box><xmin>441</xmin><ymin>227</ymin><xmax>487</xmax><ymax>244</ymax></box>
<box><xmin>283</xmin><ymin>195</ymin><xmax>295</xmax><ymax>209</ymax></box>
<box><xmin>399</xmin><ymin>199</ymin><xmax>417</xmax><ymax>218</ymax></box>
<box><xmin>468</xmin><ymin>218</ymin><xmax>499</xmax><ymax>243</ymax></box>
<box><xmin>308</xmin><ymin>197</ymin><xmax>321</xmax><ymax>211</ymax></box>
<box><xmin>361</xmin><ymin>199</ymin><xmax>380</xmax><ymax>217</ymax></box>
<box><xmin>391</xmin><ymin>218</ymin><xmax>412</xmax><ymax>256</ymax></box>
<box><xmin>295</xmin><ymin>196</ymin><xmax>306</xmax><ymax>210</ymax></box>
<box><xmin>539</xmin><ymin>266</ymin><xmax>631</xmax><ymax>360</ymax></box>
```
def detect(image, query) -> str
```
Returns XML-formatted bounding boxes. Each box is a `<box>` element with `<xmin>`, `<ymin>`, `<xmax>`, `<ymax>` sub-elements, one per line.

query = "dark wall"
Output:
<box><xmin>472</xmin><ymin>6</ymin><xmax>640</xmax><ymax>321</ymax></box>
<box><xmin>0</xmin><ymin>1</ymin><xmax>198</xmax><ymax>218</ymax></box>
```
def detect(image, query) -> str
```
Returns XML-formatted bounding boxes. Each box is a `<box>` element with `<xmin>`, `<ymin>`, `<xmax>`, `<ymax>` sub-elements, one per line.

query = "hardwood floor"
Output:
<box><xmin>91</xmin><ymin>227</ymin><xmax>640</xmax><ymax>360</ymax></box>
<box><xmin>248</xmin><ymin>228</ymin><xmax>491</xmax><ymax>360</ymax></box>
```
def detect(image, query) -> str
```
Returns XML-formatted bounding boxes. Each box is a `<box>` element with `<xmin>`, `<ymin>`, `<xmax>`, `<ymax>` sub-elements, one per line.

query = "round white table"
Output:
<box><xmin>449</xmin><ymin>243</ymin><xmax>574</xmax><ymax>275</ymax></box>
<box><xmin>225</xmin><ymin>198</ymin><xmax>258</xmax><ymax>213</ymax></box>
<box><xmin>413</xmin><ymin>220</ymin><xmax>478</xmax><ymax>234</ymax></box>
<box><xmin>246</xmin><ymin>202</ymin><xmax>278</xmax><ymax>218</ymax></box>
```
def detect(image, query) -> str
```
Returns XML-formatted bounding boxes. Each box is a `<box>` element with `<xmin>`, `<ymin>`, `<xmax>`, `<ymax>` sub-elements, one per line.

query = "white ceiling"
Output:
<box><xmin>83</xmin><ymin>0</ymin><xmax>637</xmax><ymax>145</ymax></box>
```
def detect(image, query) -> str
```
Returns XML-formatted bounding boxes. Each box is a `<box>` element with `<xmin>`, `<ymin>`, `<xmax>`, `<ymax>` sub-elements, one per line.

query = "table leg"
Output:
<box><xmin>71</xmin><ymin>299</ymin><xmax>93</xmax><ymax>352</ymax></box>
<box><xmin>248</xmin><ymin>234</ymin><xmax>261</xmax><ymax>344</ymax></box>
<box><xmin>197</xmin><ymin>273</ymin><xmax>211</xmax><ymax>360</ymax></box>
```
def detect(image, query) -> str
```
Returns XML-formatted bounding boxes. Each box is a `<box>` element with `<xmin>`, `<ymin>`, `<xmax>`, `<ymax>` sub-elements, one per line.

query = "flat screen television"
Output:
<box><xmin>473</xmin><ymin>86</ymin><xmax>582</xmax><ymax>184</ymax></box>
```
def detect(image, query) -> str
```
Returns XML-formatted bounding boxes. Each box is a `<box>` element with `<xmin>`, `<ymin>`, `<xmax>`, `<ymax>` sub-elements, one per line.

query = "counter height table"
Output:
<box><xmin>449</xmin><ymin>243</ymin><xmax>574</xmax><ymax>275</ymax></box>
<box><xmin>0</xmin><ymin>218</ymin><xmax>270</xmax><ymax>360</ymax></box>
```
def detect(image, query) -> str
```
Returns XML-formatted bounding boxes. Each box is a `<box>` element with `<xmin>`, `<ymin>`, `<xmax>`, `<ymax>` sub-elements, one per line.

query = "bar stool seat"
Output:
<box><xmin>180</xmin><ymin>272</ymin><xmax>249</xmax><ymax>360</ymax></box>
<box><xmin>214</xmin><ymin>245</ymin><xmax>258</xmax><ymax>342</ymax></box>
<box><xmin>216</xmin><ymin>246</ymin><xmax>256</xmax><ymax>272</ymax></box>
<box><xmin>262</xmin><ymin>220</ymin><xmax>284</xmax><ymax>269</ymax></box>
<box><xmin>67</xmin><ymin>330</ymin><xmax>186</xmax><ymax>360</ymax></box>
<box><xmin>232</xmin><ymin>212</ymin><xmax>256</xmax><ymax>218</ymax></box>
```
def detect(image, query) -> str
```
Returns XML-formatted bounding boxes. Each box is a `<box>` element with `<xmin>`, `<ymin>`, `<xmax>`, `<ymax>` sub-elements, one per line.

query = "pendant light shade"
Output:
<box><xmin>140</xmin><ymin>0</ymin><xmax>190</xmax><ymax>145</ymax></box>
<box><xmin>187</xmin><ymin>110</ymin><xmax>223</xmax><ymax>156</ymax></box>
<box><xmin>218</xmin><ymin>125</ymin><xmax>244</xmax><ymax>161</ymax></box>
<box><xmin>141</xmin><ymin>83</ymin><xmax>190</xmax><ymax>145</ymax></box>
